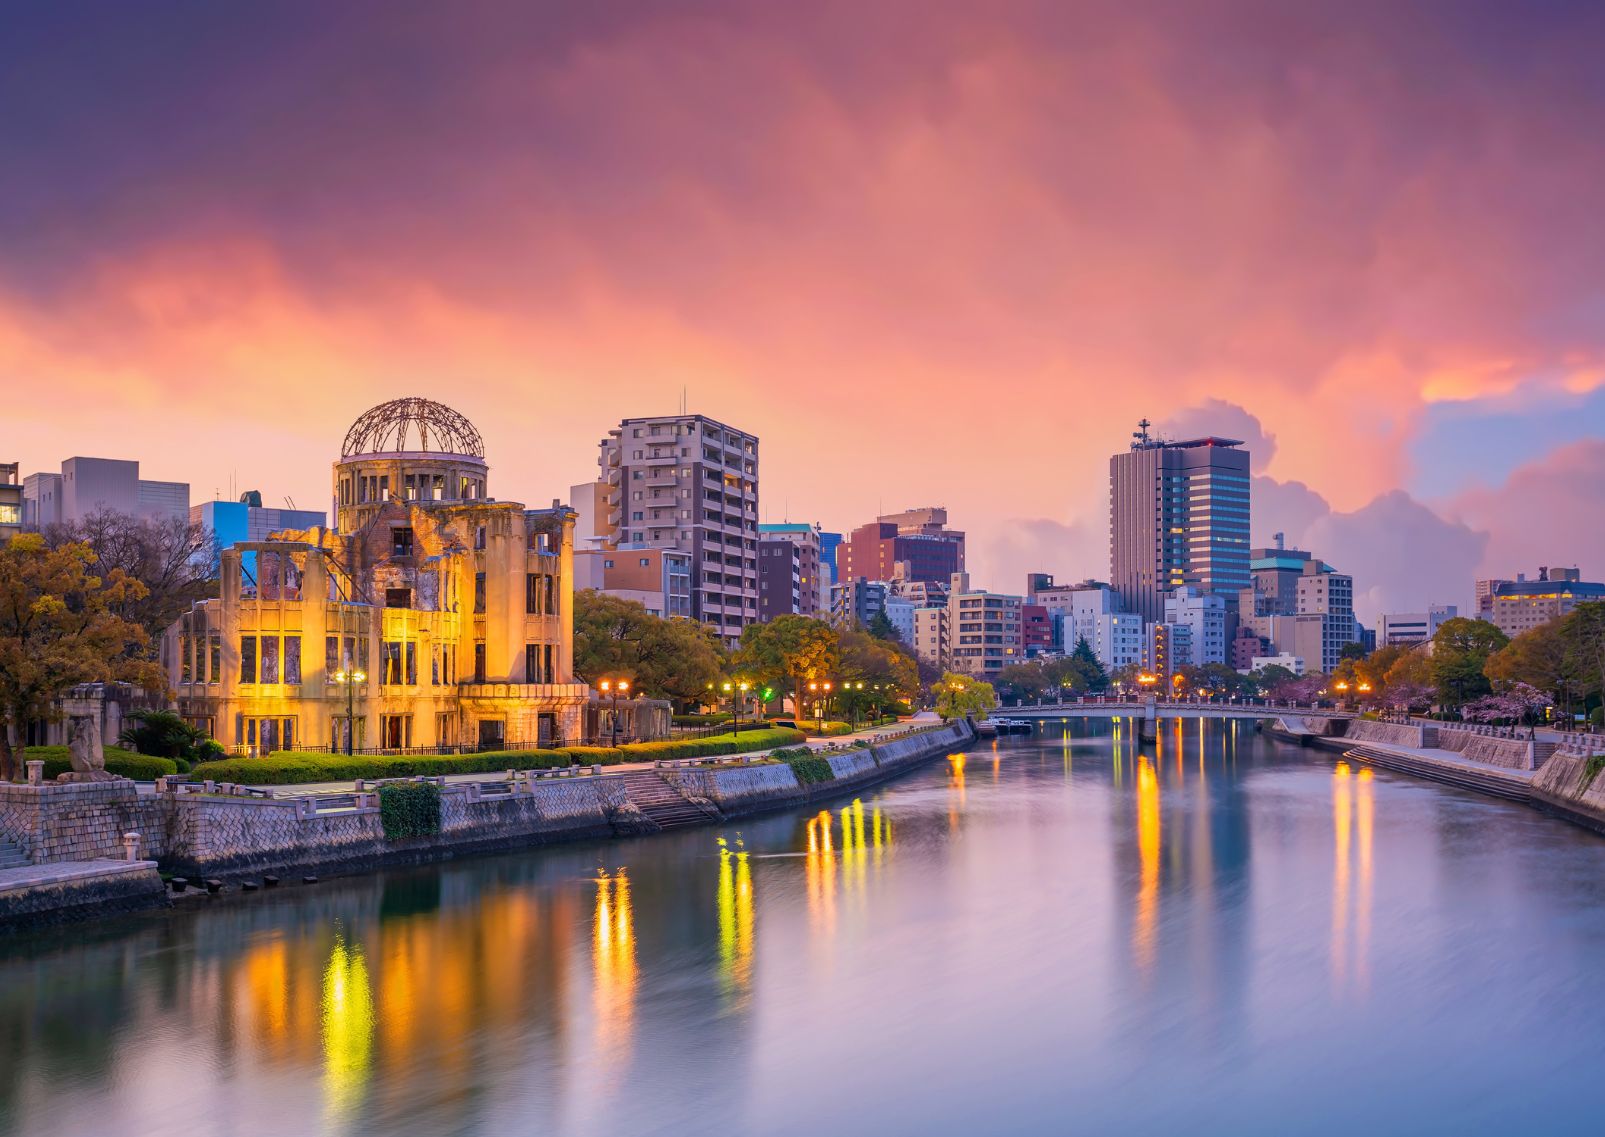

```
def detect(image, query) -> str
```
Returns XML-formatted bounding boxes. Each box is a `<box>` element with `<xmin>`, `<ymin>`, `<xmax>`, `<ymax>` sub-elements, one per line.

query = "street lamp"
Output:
<box><xmin>599</xmin><ymin>678</ymin><xmax>630</xmax><ymax>746</ymax></box>
<box><xmin>329</xmin><ymin>668</ymin><xmax>366</xmax><ymax>755</ymax></box>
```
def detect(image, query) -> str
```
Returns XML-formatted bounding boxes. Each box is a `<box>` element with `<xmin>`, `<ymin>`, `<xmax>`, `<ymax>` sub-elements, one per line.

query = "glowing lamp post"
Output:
<box><xmin>599</xmin><ymin>678</ymin><xmax>630</xmax><ymax>746</ymax></box>
<box><xmin>330</xmin><ymin>668</ymin><xmax>366</xmax><ymax>755</ymax></box>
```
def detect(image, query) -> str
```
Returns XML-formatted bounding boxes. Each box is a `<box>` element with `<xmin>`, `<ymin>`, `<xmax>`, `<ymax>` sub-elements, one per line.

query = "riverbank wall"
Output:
<box><xmin>665</xmin><ymin>718</ymin><xmax>975</xmax><ymax>816</ymax></box>
<box><xmin>0</xmin><ymin>720</ymin><xmax>976</xmax><ymax>898</ymax></box>
<box><xmin>1529</xmin><ymin>753</ymin><xmax>1605</xmax><ymax>835</ymax></box>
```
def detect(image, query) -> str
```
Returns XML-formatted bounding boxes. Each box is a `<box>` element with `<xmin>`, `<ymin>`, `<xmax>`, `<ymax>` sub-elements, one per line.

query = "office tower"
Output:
<box><xmin>1379</xmin><ymin>605</ymin><xmax>1458</xmax><ymax>647</ymax></box>
<box><xmin>0</xmin><ymin>462</ymin><xmax>20</xmax><ymax>541</ymax></box>
<box><xmin>838</xmin><ymin>506</ymin><xmax>965</xmax><ymax>585</ymax></box>
<box><xmin>596</xmin><ymin>414</ymin><xmax>759</xmax><ymax>644</ymax></box>
<box><xmin>1237</xmin><ymin>543</ymin><xmax>1358</xmax><ymax>673</ymax></box>
<box><xmin>1480</xmin><ymin>567</ymin><xmax>1604</xmax><ymax>636</ymax></box>
<box><xmin>1109</xmin><ymin>422</ymin><xmax>1250</xmax><ymax>624</ymax></box>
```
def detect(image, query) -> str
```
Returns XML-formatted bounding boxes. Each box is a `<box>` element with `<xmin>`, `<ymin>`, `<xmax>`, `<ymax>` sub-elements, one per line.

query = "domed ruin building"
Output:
<box><xmin>164</xmin><ymin>398</ymin><xmax>652</xmax><ymax>754</ymax></box>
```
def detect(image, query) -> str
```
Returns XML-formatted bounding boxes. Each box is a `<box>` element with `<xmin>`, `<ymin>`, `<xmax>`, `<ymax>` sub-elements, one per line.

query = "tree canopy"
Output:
<box><xmin>0</xmin><ymin>535</ymin><xmax>161</xmax><ymax>780</ymax></box>
<box><xmin>735</xmin><ymin>614</ymin><xmax>839</xmax><ymax>715</ymax></box>
<box><xmin>571</xmin><ymin>590</ymin><xmax>726</xmax><ymax>704</ymax></box>
<box><xmin>933</xmin><ymin>672</ymin><xmax>996</xmax><ymax>720</ymax></box>
<box><xmin>1430</xmin><ymin>617</ymin><xmax>1509</xmax><ymax>708</ymax></box>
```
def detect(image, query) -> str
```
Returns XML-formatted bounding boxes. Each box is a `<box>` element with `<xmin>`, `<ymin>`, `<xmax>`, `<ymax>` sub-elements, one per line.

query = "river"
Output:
<box><xmin>2</xmin><ymin>719</ymin><xmax>1604</xmax><ymax>1137</ymax></box>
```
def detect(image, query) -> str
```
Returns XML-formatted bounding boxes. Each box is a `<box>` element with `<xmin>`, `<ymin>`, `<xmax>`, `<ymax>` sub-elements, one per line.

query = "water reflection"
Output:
<box><xmin>1332</xmin><ymin>763</ymin><xmax>1376</xmax><ymax>994</ymax></box>
<box><xmin>1134</xmin><ymin>757</ymin><xmax>1161</xmax><ymax>974</ymax></box>
<box><xmin>322</xmin><ymin>932</ymin><xmax>375</xmax><ymax>1132</ymax></box>
<box><xmin>3</xmin><ymin>724</ymin><xmax>1604</xmax><ymax>1137</ymax></box>
<box><xmin>717</xmin><ymin>839</ymin><xmax>754</xmax><ymax>1004</ymax></box>
<box><xmin>592</xmin><ymin>869</ymin><xmax>637</xmax><ymax>1058</ymax></box>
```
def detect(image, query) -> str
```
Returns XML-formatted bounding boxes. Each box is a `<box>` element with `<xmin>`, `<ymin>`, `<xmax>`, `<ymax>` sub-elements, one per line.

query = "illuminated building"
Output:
<box><xmin>164</xmin><ymin>398</ymin><xmax>591</xmax><ymax>753</ymax></box>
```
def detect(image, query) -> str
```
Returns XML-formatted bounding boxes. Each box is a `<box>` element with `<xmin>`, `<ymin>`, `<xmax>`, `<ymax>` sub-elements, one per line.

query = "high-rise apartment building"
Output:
<box><xmin>1109</xmin><ymin>424</ymin><xmax>1250</xmax><ymax>624</ymax></box>
<box><xmin>1163</xmin><ymin>586</ymin><xmax>1229</xmax><ymax>666</ymax></box>
<box><xmin>594</xmin><ymin>415</ymin><xmax>759</xmax><ymax>644</ymax></box>
<box><xmin>838</xmin><ymin>506</ymin><xmax>965</xmax><ymax>586</ymax></box>
<box><xmin>943</xmin><ymin>572</ymin><xmax>1023</xmax><ymax>680</ymax></box>
<box><xmin>23</xmin><ymin>456</ymin><xmax>190</xmax><ymax>528</ymax></box>
<box><xmin>757</xmin><ymin>522</ymin><xmax>824</xmax><ymax>616</ymax></box>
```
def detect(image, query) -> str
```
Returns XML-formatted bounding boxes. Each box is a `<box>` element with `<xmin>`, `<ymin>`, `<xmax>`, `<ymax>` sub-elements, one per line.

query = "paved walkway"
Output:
<box><xmin>0</xmin><ymin>859</ymin><xmax>158</xmax><ymax>893</ymax></box>
<box><xmin>254</xmin><ymin>714</ymin><xmax>943</xmax><ymax>797</ymax></box>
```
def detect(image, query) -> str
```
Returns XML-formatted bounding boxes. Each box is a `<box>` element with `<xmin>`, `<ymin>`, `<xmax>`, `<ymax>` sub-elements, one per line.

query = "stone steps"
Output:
<box><xmin>617</xmin><ymin>772</ymin><xmax>720</xmax><ymax>829</ymax></box>
<box><xmin>0</xmin><ymin>836</ymin><xmax>31</xmax><ymax>869</ymax></box>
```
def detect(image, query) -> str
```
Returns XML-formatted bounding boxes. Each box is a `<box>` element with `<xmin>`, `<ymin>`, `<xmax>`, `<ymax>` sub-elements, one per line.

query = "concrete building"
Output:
<box><xmin>831</xmin><ymin>576</ymin><xmax>889</xmax><ymax>628</ymax></box>
<box><xmin>1481</xmin><ymin>568</ymin><xmax>1605</xmax><ymax>636</ymax></box>
<box><xmin>884</xmin><ymin>595</ymin><xmax>917</xmax><ymax>645</ymax></box>
<box><xmin>23</xmin><ymin>456</ymin><xmax>189</xmax><ymax>528</ymax></box>
<box><xmin>757</xmin><ymin>522</ymin><xmax>824</xmax><ymax>616</ymax></box>
<box><xmin>1144</xmin><ymin>622</ymin><xmax>1190</xmax><ymax>685</ymax></box>
<box><xmin>165</xmin><ymin>399</ymin><xmax>595</xmax><ymax>755</ymax></box>
<box><xmin>758</xmin><ymin>538</ymin><xmax>804</xmax><ymax>620</ymax></box>
<box><xmin>945</xmin><ymin>573</ymin><xmax>1024</xmax><ymax>680</ymax></box>
<box><xmin>838</xmin><ymin>507</ymin><xmax>965</xmax><ymax>586</ymax></box>
<box><xmin>193</xmin><ymin>493</ymin><xmax>327</xmax><ymax>575</ymax></box>
<box><xmin>1379</xmin><ymin>604</ymin><xmax>1458</xmax><ymax>647</ymax></box>
<box><xmin>1252</xmin><ymin>652</ymin><xmax>1305</xmax><ymax>676</ymax></box>
<box><xmin>1164</xmin><ymin>586</ymin><xmax>1228</xmax><ymax>666</ymax></box>
<box><xmin>1238</xmin><ymin>541</ymin><xmax>1358</xmax><ymax>673</ymax></box>
<box><xmin>913</xmin><ymin>605</ymin><xmax>948</xmax><ymax>669</ymax></box>
<box><xmin>1022</xmin><ymin>604</ymin><xmax>1054</xmax><ymax>656</ymax></box>
<box><xmin>1110</xmin><ymin>423</ymin><xmax>1250</xmax><ymax>624</ymax></box>
<box><xmin>819</xmin><ymin>530</ymin><xmax>843</xmax><ymax>586</ymax></box>
<box><xmin>0</xmin><ymin>461</ymin><xmax>20</xmax><ymax>542</ymax></box>
<box><xmin>592</xmin><ymin>414</ymin><xmax>759</xmax><ymax>644</ymax></box>
<box><xmin>1053</xmin><ymin>585</ymin><xmax>1143</xmax><ymax>671</ymax></box>
<box><xmin>1230</xmin><ymin>625</ymin><xmax>1269</xmax><ymax>671</ymax></box>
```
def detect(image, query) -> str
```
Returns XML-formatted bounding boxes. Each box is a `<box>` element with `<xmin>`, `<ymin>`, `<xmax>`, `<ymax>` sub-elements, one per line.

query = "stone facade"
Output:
<box><xmin>0</xmin><ymin>781</ymin><xmax>169</xmax><ymax>864</ymax></box>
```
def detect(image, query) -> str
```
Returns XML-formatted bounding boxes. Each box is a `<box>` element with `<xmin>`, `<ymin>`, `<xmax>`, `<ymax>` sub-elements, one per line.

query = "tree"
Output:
<box><xmin>1561</xmin><ymin>602</ymin><xmax>1605</xmax><ymax>711</ymax></box>
<box><xmin>835</xmin><ymin>626</ymin><xmax>919</xmax><ymax>718</ymax></box>
<box><xmin>118</xmin><ymin>708</ymin><xmax>221</xmax><ymax>765</ymax></box>
<box><xmin>735</xmin><ymin>615</ymin><xmax>839</xmax><ymax>717</ymax></box>
<box><xmin>44</xmin><ymin>509</ymin><xmax>214</xmax><ymax>652</ymax></box>
<box><xmin>0</xmin><ymin>535</ymin><xmax>162</xmax><ymax>780</ymax></box>
<box><xmin>1355</xmin><ymin>643</ymin><xmax>1416</xmax><ymax>700</ymax></box>
<box><xmin>1462</xmin><ymin>682</ymin><xmax>1551</xmax><ymax>728</ymax></box>
<box><xmin>1110</xmin><ymin>662</ymin><xmax>1146</xmax><ymax>693</ymax></box>
<box><xmin>1068</xmin><ymin>637</ymin><xmax>1110</xmax><ymax>692</ymax></box>
<box><xmin>864</xmin><ymin>609</ymin><xmax>901</xmax><ymax>643</ymax></box>
<box><xmin>934</xmin><ymin>672</ymin><xmax>996</xmax><ymax>721</ymax></box>
<box><xmin>1430</xmin><ymin>617</ymin><xmax>1509</xmax><ymax>708</ymax></box>
<box><xmin>1250</xmin><ymin>663</ymin><xmax>1296</xmax><ymax>693</ymax></box>
<box><xmin>571</xmin><ymin>590</ymin><xmax>726</xmax><ymax>704</ymax></box>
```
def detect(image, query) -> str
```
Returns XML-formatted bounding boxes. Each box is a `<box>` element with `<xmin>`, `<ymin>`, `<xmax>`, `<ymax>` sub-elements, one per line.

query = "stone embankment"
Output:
<box><xmin>1530</xmin><ymin>752</ymin><xmax>1605</xmax><ymax>834</ymax></box>
<box><xmin>0</xmin><ymin>720</ymin><xmax>977</xmax><ymax>924</ymax></box>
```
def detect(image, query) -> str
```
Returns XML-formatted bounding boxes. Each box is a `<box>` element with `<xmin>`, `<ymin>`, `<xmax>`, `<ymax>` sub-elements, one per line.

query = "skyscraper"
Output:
<box><xmin>1109</xmin><ymin>422</ymin><xmax>1250</xmax><ymax>624</ymax></box>
<box><xmin>595</xmin><ymin>414</ymin><xmax>759</xmax><ymax>644</ymax></box>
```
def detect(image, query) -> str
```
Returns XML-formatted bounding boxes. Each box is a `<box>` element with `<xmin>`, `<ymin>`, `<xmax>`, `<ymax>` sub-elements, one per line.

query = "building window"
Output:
<box><xmin>386</xmin><ymin>587</ymin><xmax>412</xmax><ymax>609</ymax></box>
<box><xmin>381</xmin><ymin>715</ymin><xmax>412</xmax><ymax>749</ymax></box>
<box><xmin>391</xmin><ymin>527</ymin><xmax>414</xmax><ymax>557</ymax></box>
<box><xmin>285</xmin><ymin>637</ymin><xmax>301</xmax><ymax>684</ymax></box>
<box><xmin>209</xmin><ymin>635</ymin><xmax>221</xmax><ymax>684</ymax></box>
<box><xmin>475</xmin><ymin>572</ymin><xmax>486</xmax><ymax>613</ymax></box>
<box><xmin>525</xmin><ymin>643</ymin><xmax>544</xmax><ymax>683</ymax></box>
<box><xmin>473</xmin><ymin>642</ymin><xmax>486</xmax><ymax>683</ymax></box>
<box><xmin>259</xmin><ymin>635</ymin><xmax>280</xmax><ymax>683</ymax></box>
<box><xmin>239</xmin><ymin>635</ymin><xmax>257</xmax><ymax>683</ymax></box>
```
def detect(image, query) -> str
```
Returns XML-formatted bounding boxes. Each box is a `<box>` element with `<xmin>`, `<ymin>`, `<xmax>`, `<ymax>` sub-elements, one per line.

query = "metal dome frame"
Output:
<box><xmin>341</xmin><ymin>397</ymin><xmax>485</xmax><ymax>458</ymax></box>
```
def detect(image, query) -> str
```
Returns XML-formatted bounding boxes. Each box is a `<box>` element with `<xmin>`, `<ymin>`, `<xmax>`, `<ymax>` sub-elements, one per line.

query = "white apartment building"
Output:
<box><xmin>1379</xmin><ymin>605</ymin><xmax>1457</xmax><ymax>647</ymax></box>
<box><xmin>1164</xmin><ymin>586</ymin><xmax>1228</xmax><ymax>666</ymax></box>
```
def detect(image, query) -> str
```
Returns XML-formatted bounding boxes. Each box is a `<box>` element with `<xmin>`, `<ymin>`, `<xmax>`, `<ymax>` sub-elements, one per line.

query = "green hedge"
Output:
<box><xmin>804</xmin><ymin>721</ymin><xmax>853</xmax><ymax>737</ymax></box>
<box><xmin>188</xmin><ymin>727</ymin><xmax>807</xmax><ymax>785</ymax></box>
<box><xmin>673</xmin><ymin>713</ymin><xmax>732</xmax><ymax>726</ymax></box>
<box><xmin>23</xmin><ymin>746</ymin><xmax>179</xmax><ymax>781</ymax></box>
<box><xmin>616</xmin><ymin>727</ymin><xmax>804</xmax><ymax>762</ymax></box>
<box><xmin>379</xmin><ymin>782</ymin><xmax>441</xmax><ymax>839</ymax></box>
<box><xmin>772</xmin><ymin>746</ymin><xmax>835</xmax><ymax>785</ymax></box>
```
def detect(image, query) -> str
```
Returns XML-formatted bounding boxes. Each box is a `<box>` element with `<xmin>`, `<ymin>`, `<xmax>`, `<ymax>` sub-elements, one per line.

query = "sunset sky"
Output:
<box><xmin>6</xmin><ymin>0</ymin><xmax>1604</xmax><ymax>622</ymax></box>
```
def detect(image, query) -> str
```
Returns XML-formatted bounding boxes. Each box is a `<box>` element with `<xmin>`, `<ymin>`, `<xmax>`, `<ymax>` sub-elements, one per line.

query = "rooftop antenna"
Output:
<box><xmin>679</xmin><ymin>386</ymin><xmax>688</xmax><ymax>416</ymax></box>
<box><xmin>1132</xmin><ymin>418</ymin><xmax>1152</xmax><ymax>448</ymax></box>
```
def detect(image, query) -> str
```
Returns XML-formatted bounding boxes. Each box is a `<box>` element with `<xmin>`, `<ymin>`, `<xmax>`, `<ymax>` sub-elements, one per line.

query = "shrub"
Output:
<box><xmin>775</xmin><ymin>749</ymin><xmax>834</xmax><ymax>785</ymax></box>
<box><xmin>118</xmin><ymin>710</ymin><xmax>212</xmax><ymax>764</ymax></box>
<box><xmin>379</xmin><ymin>782</ymin><xmax>441</xmax><ymax>839</ymax></box>
<box><xmin>673</xmin><ymin>713</ymin><xmax>732</xmax><ymax>726</ymax></box>
<box><xmin>23</xmin><ymin>746</ymin><xmax>178</xmax><ymax>781</ymax></box>
<box><xmin>617</xmin><ymin>727</ymin><xmax>805</xmax><ymax>762</ymax></box>
<box><xmin>559</xmin><ymin>746</ymin><xmax>628</xmax><ymax>764</ymax></box>
<box><xmin>192</xmin><ymin>749</ymin><xmax>576</xmax><ymax>785</ymax></box>
<box><xmin>806</xmin><ymin>721</ymin><xmax>853</xmax><ymax>737</ymax></box>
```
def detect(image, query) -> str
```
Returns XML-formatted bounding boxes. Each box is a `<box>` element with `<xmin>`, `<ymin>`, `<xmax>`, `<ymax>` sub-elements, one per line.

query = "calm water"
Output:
<box><xmin>4</xmin><ymin>721</ymin><xmax>1605</xmax><ymax>1137</ymax></box>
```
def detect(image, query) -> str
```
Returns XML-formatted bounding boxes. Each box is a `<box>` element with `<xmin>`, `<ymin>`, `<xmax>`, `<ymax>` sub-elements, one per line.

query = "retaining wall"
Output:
<box><xmin>1530</xmin><ymin>752</ymin><xmax>1605</xmax><ymax>833</ymax></box>
<box><xmin>1342</xmin><ymin>720</ymin><xmax>1436</xmax><ymax>749</ymax></box>
<box><xmin>1435</xmin><ymin>731</ymin><xmax>1538</xmax><ymax>770</ymax></box>
<box><xmin>0</xmin><ymin>782</ymin><xmax>170</xmax><ymax>864</ymax></box>
<box><xmin>0</xmin><ymin>863</ymin><xmax>168</xmax><ymax>930</ymax></box>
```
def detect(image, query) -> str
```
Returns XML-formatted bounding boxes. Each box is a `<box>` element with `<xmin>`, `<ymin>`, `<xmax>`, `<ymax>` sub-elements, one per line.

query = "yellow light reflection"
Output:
<box><xmin>805</xmin><ymin>811</ymin><xmax>836</xmax><ymax>938</ymax></box>
<box><xmin>1355</xmin><ymin>767</ymin><xmax>1374</xmax><ymax>993</ymax></box>
<box><xmin>717</xmin><ymin>843</ymin><xmax>755</xmax><ymax>1003</ymax></box>
<box><xmin>1134</xmin><ymin>758</ymin><xmax>1161</xmax><ymax>975</ymax></box>
<box><xmin>322</xmin><ymin>933</ymin><xmax>374</xmax><ymax>1132</ymax></box>
<box><xmin>1332</xmin><ymin>762</ymin><xmax>1352</xmax><ymax>985</ymax></box>
<box><xmin>947</xmin><ymin>753</ymin><xmax>967</xmax><ymax>831</ymax></box>
<box><xmin>592</xmin><ymin>869</ymin><xmax>637</xmax><ymax>1058</ymax></box>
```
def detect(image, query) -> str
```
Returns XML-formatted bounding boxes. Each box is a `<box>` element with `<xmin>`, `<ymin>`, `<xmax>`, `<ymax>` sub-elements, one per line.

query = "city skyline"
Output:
<box><xmin>7</xmin><ymin>2</ymin><xmax>1605</xmax><ymax>619</ymax></box>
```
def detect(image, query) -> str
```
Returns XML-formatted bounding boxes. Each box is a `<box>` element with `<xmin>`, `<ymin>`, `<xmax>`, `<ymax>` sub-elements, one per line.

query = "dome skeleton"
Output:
<box><xmin>341</xmin><ymin>397</ymin><xmax>485</xmax><ymax>459</ymax></box>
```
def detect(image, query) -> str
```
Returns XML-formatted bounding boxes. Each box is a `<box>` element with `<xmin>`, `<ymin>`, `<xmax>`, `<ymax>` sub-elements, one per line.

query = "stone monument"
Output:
<box><xmin>60</xmin><ymin>713</ymin><xmax>116</xmax><ymax>782</ymax></box>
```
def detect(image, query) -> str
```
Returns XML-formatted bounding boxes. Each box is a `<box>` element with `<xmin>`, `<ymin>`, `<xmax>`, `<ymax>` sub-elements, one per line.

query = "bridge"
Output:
<box><xmin>993</xmin><ymin>699</ymin><xmax>1353</xmax><ymax>741</ymax></box>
